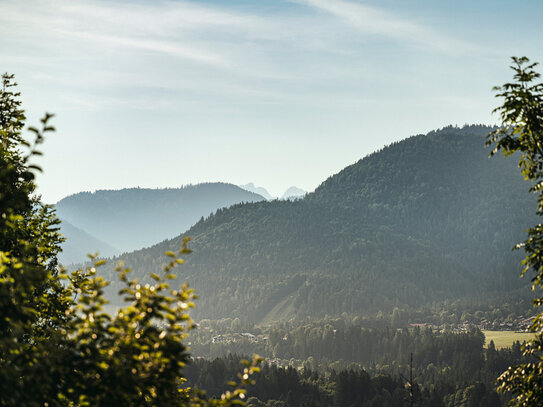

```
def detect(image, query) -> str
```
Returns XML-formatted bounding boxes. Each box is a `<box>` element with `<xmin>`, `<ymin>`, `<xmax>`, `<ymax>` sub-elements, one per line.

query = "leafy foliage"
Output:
<box><xmin>488</xmin><ymin>57</ymin><xmax>543</xmax><ymax>406</ymax></box>
<box><xmin>0</xmin><ymin>73</ymin><xmax>261</xmax><ymax>406</ymax></box>
<box><xmin>0</xmin><ymin>73</ymin><xmax>70</xmax><ymax>403</ymax></box>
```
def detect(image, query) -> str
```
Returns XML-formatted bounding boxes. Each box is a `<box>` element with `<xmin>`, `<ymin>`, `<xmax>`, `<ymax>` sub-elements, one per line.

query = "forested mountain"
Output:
<box><xmin>55</xmin><ymin>183</ymin><xmax>265</xmax><ymax>255</ymax></box>
<box><xmin>101</xmin><ymin>125</ymin><xmax>536</xmax><ymax>323</ymax></box>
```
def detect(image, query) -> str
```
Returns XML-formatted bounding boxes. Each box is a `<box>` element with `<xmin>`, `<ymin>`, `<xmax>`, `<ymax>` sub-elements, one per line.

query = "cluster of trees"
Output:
<box><xmin>184</xmin><ymin>352</ymin><xmax>508</xmax><ymax>407</ymax></box>
<box><xmin>189</xmin><ymin>317</ymin><xmax>529</xmax><ymax>393</ymax></box>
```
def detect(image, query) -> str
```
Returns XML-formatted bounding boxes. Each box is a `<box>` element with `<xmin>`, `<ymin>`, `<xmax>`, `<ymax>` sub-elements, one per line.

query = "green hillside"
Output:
<box><xmin>101</xmin><ymin>125</ymin><xmax>536</xmax><ymax>323</ymax></box>
<box><xmin>56</xmin><ymin>183</ymin><xmax>265</xmax><ymax>254</ymax></box>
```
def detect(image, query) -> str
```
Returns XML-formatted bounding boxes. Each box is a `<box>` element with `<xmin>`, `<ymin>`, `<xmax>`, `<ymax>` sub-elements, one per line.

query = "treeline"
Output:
<box><xmin>184</xmin><ymin>345</ymin><xmax>516</xmax><ymax>407</ymax></box>
<box><xmin>189</xmin><ymin>319</ymin><xmax>525</xmax><ymax>375</ymax></box>
<box><xmin>186</xmin><ymin>317</ymin><xmax>530</xmax><ymax>407</ymax></box>
<box><xmin>98</xmin><ymin>125</ymin><xmax>536</xmax><ymax>323</ymax></box>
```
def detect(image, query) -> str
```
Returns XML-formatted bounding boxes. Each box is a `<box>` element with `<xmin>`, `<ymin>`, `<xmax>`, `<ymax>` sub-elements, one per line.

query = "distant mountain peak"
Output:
<box><xmin>240</xmin><ymin>183</ymin><xmax>273</xmax><ymax>200</ymax></box>
<box><xmin>281</xmin><ymin>186</ymin><xmax>306</xmax><ymax>200</ymax></box>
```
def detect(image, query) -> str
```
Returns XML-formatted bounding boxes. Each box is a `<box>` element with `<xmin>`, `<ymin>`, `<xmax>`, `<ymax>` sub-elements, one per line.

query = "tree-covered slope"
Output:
<box><xmin>55</xmin><ymin>183</ymin><xmax>265</xmax><ymax>253</ymax></box>
<box><xmin>102</xmin><ymin>126</ymin><xmax>536</xmax><ymax>323</ymax></box>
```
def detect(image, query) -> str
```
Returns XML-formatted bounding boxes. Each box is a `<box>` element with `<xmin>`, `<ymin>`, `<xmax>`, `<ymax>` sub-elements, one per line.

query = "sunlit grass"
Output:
<box><xmin>483</xmin><ymin>330</ymin><xmax>535</xmax><ymax>349</ymax></box>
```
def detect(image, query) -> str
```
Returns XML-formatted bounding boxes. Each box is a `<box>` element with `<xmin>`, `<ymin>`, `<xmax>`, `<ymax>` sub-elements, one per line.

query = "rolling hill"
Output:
<box><xmin>99</xmin><ymin>125</ymin><xmax>536</xmax><ymax>323</ymax></box>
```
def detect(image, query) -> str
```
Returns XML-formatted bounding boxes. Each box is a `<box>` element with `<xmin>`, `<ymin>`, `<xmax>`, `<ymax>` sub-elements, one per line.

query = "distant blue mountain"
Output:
<box><xmin>59</xmin><ymin>220</ymin><xmax>118</xmax><ymax>265</ymax></box>
<box><xmin>55</xmin><ymin>183</ymin><xmax>265</xmax><ymax>254</ymax></box>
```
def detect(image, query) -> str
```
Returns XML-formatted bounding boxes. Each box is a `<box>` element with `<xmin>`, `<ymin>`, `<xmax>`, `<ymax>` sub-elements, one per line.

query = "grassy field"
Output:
<box><xmin>483</xmin><ymin>330</ymin><xmax>535</xmax><ymax>349</ymax></box>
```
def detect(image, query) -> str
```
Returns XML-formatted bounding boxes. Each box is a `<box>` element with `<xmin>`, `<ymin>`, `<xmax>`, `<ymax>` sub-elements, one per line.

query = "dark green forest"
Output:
<box><xmin>187</xmin><ymin>315</ymin><xmax>529</xmax><ymax>363</ymax></box>
<box><xmin>183</xmin><ymin>323</ymin><xmax>527</xmax><ymax>407</ymax></box>
<box><xmin>99</xmin><ymin>125</ymin><xmax>536</xmax><ymax>323</ymax></box>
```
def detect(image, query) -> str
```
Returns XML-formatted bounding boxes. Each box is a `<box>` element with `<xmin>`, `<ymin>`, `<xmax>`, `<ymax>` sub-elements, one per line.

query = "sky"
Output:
<box><xmin>1</xmin><ymin>0</ymin><xmax>542</xmax><ymax>203</ymax></box>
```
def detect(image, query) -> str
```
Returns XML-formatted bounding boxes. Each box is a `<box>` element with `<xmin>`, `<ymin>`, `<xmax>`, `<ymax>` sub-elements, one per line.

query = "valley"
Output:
<box><xmin>3</xmin><ymin>2</ymin><xmax>543</xmax><ymax>403</ymax></box>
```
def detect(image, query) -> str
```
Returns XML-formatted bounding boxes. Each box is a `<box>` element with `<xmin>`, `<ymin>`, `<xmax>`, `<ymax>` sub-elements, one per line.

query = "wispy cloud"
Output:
<box><xmin>63</xmin><ymin>31</ymin><xmax>232</xmax><ymax>68</ymax></box>
<box><xmin>0</xmin><ymin>0</ymin><xmax>494</xmax><ymax>109</ymax></box>
<box><xmin>0</xmin><ymin>0</ymin><xmax>264</xmax><ymax>69</ymax></box>
<box><xmin>294</xmin><ymin>0</ymin><xmax>480</xmax><ymax>54</ymax></box>
<box><xmin>62</xmin><ymin>0</ymin><xmax>264</xmax><ymax>32</ymax></box>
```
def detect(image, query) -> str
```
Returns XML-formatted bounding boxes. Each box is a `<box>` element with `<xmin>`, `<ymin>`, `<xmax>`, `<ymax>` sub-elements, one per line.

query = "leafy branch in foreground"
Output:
<box><xmin>0</xmin><ymin>72</ymin><xmax>261</xmax><ymax>406</ymax></box>
<box><xmin>55</xmin><ymin>240</ymin><xmax>262</xmax><ymax>406</ymax></box>
<box><xmin>487</xmin><ymin>57</ymin><xmax>543</xmax><ymax>406</ymax></box>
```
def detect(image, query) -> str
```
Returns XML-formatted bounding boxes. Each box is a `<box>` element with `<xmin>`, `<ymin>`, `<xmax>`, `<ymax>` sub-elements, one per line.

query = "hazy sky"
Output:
<box><xmin>2</xmin><ymin>0</ymin><xmax>542</xmax><ymax>202</ymax></box>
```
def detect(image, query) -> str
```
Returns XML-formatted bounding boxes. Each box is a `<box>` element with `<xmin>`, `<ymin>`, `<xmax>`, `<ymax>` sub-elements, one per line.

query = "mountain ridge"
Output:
<box><xmin>99</xmin><ymin>125</ymin><xmax>535</xmax><ymax>323</ymax></box>
<box><xmin>56</xmin><ymin>182</ymin><xmax>266</xmax><ymax>256</ymax></box>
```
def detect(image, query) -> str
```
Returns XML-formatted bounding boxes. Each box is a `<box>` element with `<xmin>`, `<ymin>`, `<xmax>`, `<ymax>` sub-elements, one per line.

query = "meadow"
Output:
<box><xmin>483</xmin><ymin>330</ymin><xmax>535</xmax><ymax>349</ymax></box>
